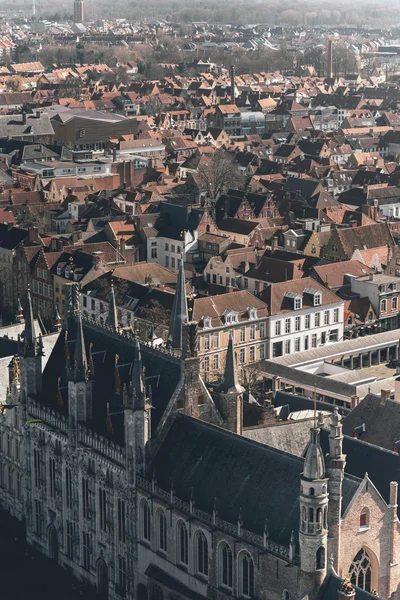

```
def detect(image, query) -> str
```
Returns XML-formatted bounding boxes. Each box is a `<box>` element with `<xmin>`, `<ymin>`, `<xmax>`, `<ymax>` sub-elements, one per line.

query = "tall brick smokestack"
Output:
<box><xmin>328</xmin><ymin>40</ymin><xmax>333</xmax><ymax>79</ymax></box>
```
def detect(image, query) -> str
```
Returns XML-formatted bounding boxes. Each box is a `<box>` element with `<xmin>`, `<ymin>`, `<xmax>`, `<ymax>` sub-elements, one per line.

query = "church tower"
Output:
<box><xmin>19</xmin><ymin>287</ymin><xmax>43</xmax><ymax>403</ymax></box>
<box><xmin>74</xmin><ymin>0</ymin><xmax>84</xmax><ymax>23</ymax></box>
<box><xmin>124</xmin><ymin>338</ymin><xmax>151</xmax><ymax>479</ymax></box>
<box><xmin>218</xmin><ymin>331</ymin><xmax>245</xmax><ymax>434</ymax></box>
<box><xmin>67</xmin><ymin>314</ymin><xmax>92</xmax><ymax>425</ymax></box>
<box><xmin>326</xmin><ymin>408</ymin><xmax>346</xmax><ymax>571</ymax></box>
<box><xmin>299</xmin><ymin>424</ymin><xmax>329</xmax><ymax>589</ymax></box>
<box><xmin>168</xmin><ymin>260</ymin><xmax>188</xmax><ymax>351</ymax></box>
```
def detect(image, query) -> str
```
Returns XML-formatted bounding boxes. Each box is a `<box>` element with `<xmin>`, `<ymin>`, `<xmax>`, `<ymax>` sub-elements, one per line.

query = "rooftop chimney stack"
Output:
<box><xmin>328</xmin><ymin>40</ymin><xmax>333</xmax><ymax>79</ymax></box>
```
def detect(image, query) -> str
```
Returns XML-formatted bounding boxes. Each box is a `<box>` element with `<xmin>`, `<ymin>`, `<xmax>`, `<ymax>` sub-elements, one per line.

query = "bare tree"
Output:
<box><xmin>197</xmin><ymin>151</ymin><xmax>245</xmax><ymax>203</ymax></box>
<box><xmin>137</xmin><ymin>299</ymin><xmax>170</xmax><ymax>337</ymax></box>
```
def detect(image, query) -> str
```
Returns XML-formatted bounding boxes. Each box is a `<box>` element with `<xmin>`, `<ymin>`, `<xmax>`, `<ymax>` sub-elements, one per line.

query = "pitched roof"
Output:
<box><xmin>192</xmin><ymin>290</ymin><xmax>269</xmax><ymax>325</ymax></box>
<box><xmin>336</xmin><ymin>223</ymin><xmax>393</xmax><ymax>256</ymax></box>
<box><xmin>260</xmin><ymin>277</ymin><xmax>341</xmax><ymax>315</ymax></box>
<box><xmin>147</xmin><ymin>413</ymin><xmax>359</xmax><ymax>545</ymax></box>
<box><xmin>312</xmin><ymin>260</ymin><xmax>374</xmax><ymax>289</ymax></box>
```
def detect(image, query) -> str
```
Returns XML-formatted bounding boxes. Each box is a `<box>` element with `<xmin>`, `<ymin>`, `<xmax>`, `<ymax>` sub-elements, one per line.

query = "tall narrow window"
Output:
<box><xmin>158</xmin><ymin>510</ymin><xmax>167</xmax><ymax>552</ymax></box>
<box><xmin>177</xmin><ymin>521</ymin><xmax>188</xmax><ymax>565</ymax></box>
<box><xmin>118</xmin><ymin>555</ymin><xmax>127</xmax><ymax>596</ymax></box>
<box><xmin>34</xmin><ymin>448</ymin><xmax>41</xmax><ymax>488</ymax></box>
<box><xmin>99</xmin><ymin>488</ymin><xmax>107</xmax><ymax>531</ymax></box>
<box><xmin>241</xmin><ymin>552</ymin><xmax>255</xmax><ymax>597</ymax></box>
<box><xmin>118</xmin><ymin>499</ymin><xmax>126</xmax><ymax>543</ymax></box>
<box><xmin>49</xmin><ymin>458</ymin><xmax>56</xmax><ymax>498</ymax></box>
<box><xmin>220</xmin><ymin>542</ymin><xmax>233</xmax><ymax>588</ymax></box>
<box><xmin>35</xmin><ymin>500</ymin><xmax>42</xmax><ymax>537</ymax></box>
<box><xmin>65</xmin><ymin>467</ymin><xmax>72</xmax><ymax>509</ymax></box>
<box><xmin>142</xmin><ymin>500</ymin><xmax>151</xmax><ymax>541</ymax></box>
<box><xmin>82</xmin><ymin>531</ymin><xmax>91</xmax><ymax>570</ymax></box>
<box><xmin>66</xmin><ymin>520</ymin><xmax>74</xmax><ymax>559</ymax></box>
<box><xmin>196</xmin><ymin>531</ymin><xmax>208</xmax><ymax>576</ymax></box>
<box><xmin>82</xmin><ymin>477</ymin><xmax>89</xmax><ymax>519</ymax></box>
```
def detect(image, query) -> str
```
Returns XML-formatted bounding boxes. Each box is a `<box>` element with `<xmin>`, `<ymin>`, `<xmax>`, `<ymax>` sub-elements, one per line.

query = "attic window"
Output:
<box><xmin>314</xmin><ymin>293</ymin><xmax>321</xmax><ymax>306</ymax></box>
<box><xmin>284</xmin><ymin>291</ymin><xmax>302</xmax><ymax>310</ymax></box>
<box><xmin>224</xmin><ymin>310</ymin><xmax>238</xmax><ymax>324</ymax></box>
<box><xmin>203</xmin><ymin>316</ymin><xmax>212</xmax><ymax>329</ymax></box>
<box><xmin>248</xmin><ymin>308</ymin><xmax>257</xmax><ymax>320</ymax></box>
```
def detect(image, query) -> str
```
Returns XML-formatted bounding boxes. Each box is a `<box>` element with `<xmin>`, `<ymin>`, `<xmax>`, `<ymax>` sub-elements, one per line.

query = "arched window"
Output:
<box><xmin>152</xmin><ymin>585</ymin><xmax>163</xmax><ymax>600</ymax></box>
<box><xmin>316</xmin><ymin>546</ymin><xmax>326</xmax><ymax>570</ymax></box>
<box><xmin>309</xmin><ymin>487</ymin><xmax>315</xmax><ymax>496</ymax></box>
<box><xmin>349</xmin><ymin>549</ymin><xmax>372</xmax><ymax>592</ymax></box>
<box><xmin>359</xmin><ymin>508</ymin><xmax>369</xmax><ymax>529</ymax></box>
<box><xmin>158</xmin><ymin>509</ymin><xmax>167</xmax><ymax>552</ymax></box>
<box><xmin>196</xmin><ymin>531</ymin><xmax>208</xmax><ymax>577</ymax></box>
<box><xmin>177</xmin><ymin>521</ymin><xmax>188</xmax><ymax>565</ymax></box>
<box><xmin>219</xmin><ymin>542</ymin><xmax>233</xmax><ymax>588</ymax></box>
<box><xmin>240</xmin><ymin>552</ymin><xmax>255</xmax><ymax>598</ymax></box>
<box><xmin>282</xmin><ymin>590</ymin><xmax>290</xmax><ymax>600</ymax></box>
<box><xmin>142</xmin><ymin>500</ymin><xmax>151</xmax><ymax>542</ymax></box>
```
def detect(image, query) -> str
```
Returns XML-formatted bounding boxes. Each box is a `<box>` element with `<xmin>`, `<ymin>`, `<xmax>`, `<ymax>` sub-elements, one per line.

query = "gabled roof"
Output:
<box><xmin>147</xmin><ymin>412</ymin><xmax>359</xmax><ymax>546</ymax></box>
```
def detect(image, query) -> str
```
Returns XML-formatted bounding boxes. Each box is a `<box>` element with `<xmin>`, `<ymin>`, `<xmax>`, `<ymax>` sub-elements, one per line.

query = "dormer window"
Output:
<box><xmin>314</xmin><ymin>293</ymin><xmax>321</xmax><ymax>306</ymax></box>
<box><xmin>248</xmin><ymin>307</ymin><xmax>257</xmax><ymax>320</ymax></box>
<box><xmin>203</xmin><ymin>316</ymin><xmax>212</xmax><ymax>329</ymax></box>
<box><xmin>224</xmin><ymin>310</ymin><xmax>238</xmax><ymax>324</ymax></box>
<box><xmin>284</xmin><ymin>291</ymin><xmax>302</xmax><ymax>310</ymax></box>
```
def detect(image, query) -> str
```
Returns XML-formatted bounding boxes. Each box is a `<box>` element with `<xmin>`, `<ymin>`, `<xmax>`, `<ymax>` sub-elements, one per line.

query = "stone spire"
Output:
<box><xmin>23</xmin><ymin>287</ymin><xmax>37</xmax><ymax>357</ymax></box>
<box><xmin>107</xmin><ymin>282</ymin><xmax>119</xmax><ymax>332</ymax></box>
<box><xmin>53</xmin><ymin>304</ymin><xmax>62</xmax><ymax>332</ymax></box>
<box><xmin>220</xmin><ymin>330</ymin><xmax>245</xmax><ymax>394</ymax></box>
<box><xmin>16</xmin><ymin>298</ymin><xmax>24</xmax><ymax>324</ymax></box>
<box><xmin>303</xmin><ymin>426</ymin><xmax>326</xmax><ymax>481</ymax></box>
<box><xmin>168</xmin><ymin>259</ymin><xmax>188</xmax><ymax>349</ymax></box>
<box><xmin>73</xmin><ymin>314</ymin><xmax>89</xmax><ymax>382</ymax></box>
<box><xmin>132</xmin><ymin>337</ymin><xmax>145</xmax><ymax>408</ymax></box>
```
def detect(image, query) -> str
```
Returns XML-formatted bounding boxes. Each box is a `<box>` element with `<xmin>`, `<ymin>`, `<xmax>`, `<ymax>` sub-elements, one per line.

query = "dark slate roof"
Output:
<box><xmin>148</xmin><ymin>413</ymin><xmax>359</xmax><ymax>546</ymax></box>
<box><xmin>342</xmin><ymin>394</ymin><xmax>400</xmax><ymax>451</ymax></box>
<box><xmin>0</xmin><ymin>224</ymin><xmax>28</xmax><ymax>250</ymax></box>
<box><xmin>319</xmin><ymin>429</ymin><xmax>400</xmax><ymax>517</ymax></box>
<box><xmin>318</xmin><ymin>572</ymin><xmax>384</xmax><ymax>600</ymax></box>
<box><xmin>41</xmin><ymin>319</ymin><xmax>181</xmax><ymax>443</ymax></box>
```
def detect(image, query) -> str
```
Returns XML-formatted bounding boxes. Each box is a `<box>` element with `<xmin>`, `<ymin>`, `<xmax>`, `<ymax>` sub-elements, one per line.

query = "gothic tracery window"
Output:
<box><xmin>349</xmin><ymin>549</ymin><xmax>372</xmax><ymax>592</ymax></box>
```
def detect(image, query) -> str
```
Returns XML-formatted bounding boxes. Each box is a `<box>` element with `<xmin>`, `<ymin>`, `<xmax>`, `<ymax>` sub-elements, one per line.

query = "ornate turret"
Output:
<box><xmin>326</xmin><ymin>407</ymin><xmax>346</xmax><ymax>572</ymax></box>
<box><xmin>23</xmin><ymin>287</ymin><xmax>37</xmax><ymax>358</ymax></box>
<box><xmin>107</xmin><ymin>282</ymin><xmax>119</xmax><ymax>332</ymax></box>
<box><xmin>68</xmin><ymin>314</ymin><xmax>92</xmax><ymax>424</ymax></box>
<box><xmin>15</xmin><ymin>298</ymin><xmax>24</xmax><ymax>324</ymax></box>
<box><xmin>220</xmin><ymin>331</ymin><xmax>245</xmax><ymax>395</ymax></box>
<box><xmin>218</xmin><ymin>331</ymin><xmax>245</xmax><ymax>434</ymax></box>
<box><xmin>299</xmin><ymin>425</ymin><xmax>329</xmax><ymax>582</ymax></box>
<box><xmin>168</xmin><ymin>259</ymin><xmax>188</xmax><ymax>350</ymax></box>
<box><xmin>19</xmin><ymin>288</ymin><xmax>42</xmax><ymax>401</ymax></box>
<box><xmin>124</xmin><ymin>337</ymin><xmax>150</xmax><ymax>478</ymax></box>
<box><xmin>73</xmin><ymin>314</ymin><xmax>89</xmax><ymax>383</ymax></box>
<box><xmin>53</xmin><ymin>304</ymin><xmax>62</xmax><ymax>332</ymax></box>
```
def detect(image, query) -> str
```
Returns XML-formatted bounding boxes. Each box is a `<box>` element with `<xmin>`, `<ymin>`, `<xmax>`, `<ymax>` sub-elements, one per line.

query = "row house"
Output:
<box><xmin>260</xmin><ymin>278</ymin><xmax>345</xmax><ymax>358</ymax></box>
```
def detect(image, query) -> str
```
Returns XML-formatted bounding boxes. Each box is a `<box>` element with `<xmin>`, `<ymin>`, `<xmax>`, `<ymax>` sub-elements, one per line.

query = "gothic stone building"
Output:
<box><xmin>0</xmin><ymin>287</ymin><xmax>400</xmax><ymax>600</ymax></box>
